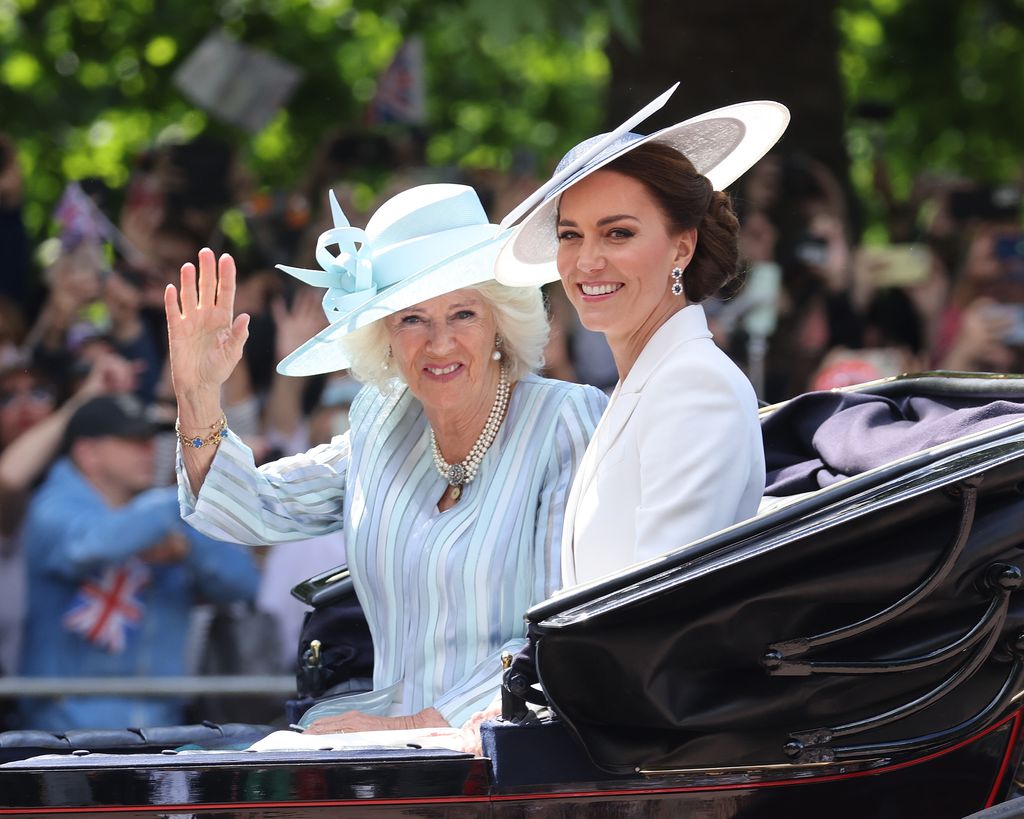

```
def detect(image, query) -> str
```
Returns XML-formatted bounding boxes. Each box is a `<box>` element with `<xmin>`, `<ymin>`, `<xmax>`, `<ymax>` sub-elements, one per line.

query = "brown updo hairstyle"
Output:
<box><xmin>604</xmin><ymin>142</ymin><xmax>740</xmax><ymax>302</ymax></box>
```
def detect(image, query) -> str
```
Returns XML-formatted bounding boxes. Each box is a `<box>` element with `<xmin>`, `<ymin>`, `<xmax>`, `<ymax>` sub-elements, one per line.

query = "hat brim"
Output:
<box><xmin>277</xmin><ymin>229</ymin><xmax>510</xmax><ymax>377</ymax></box>
<box><xmin>493</xmin><ymin>100</ymin><xmax>790</xmax><ymax>287</ymax></box>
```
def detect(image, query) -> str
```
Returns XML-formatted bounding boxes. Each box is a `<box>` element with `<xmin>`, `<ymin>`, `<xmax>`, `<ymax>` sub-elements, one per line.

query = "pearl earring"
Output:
<box><xmin>383</xmin><ymin>345</ymin><xmax>392</xmax><ymax>370</ymax></box>
<box><xmin>671</xmin><ymin>266</ymin><xmax>684</xmax><ymax>296</ymax></box>
<box><xmin>492</xmin><ymin>335</ymin><xmax>503</xmax><ymax>361</ymax></box>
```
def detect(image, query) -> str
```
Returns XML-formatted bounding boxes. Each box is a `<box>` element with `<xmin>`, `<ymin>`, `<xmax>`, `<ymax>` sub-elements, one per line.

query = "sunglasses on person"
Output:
<box><xmin>0</xmin><ymin>385</ymin><xmax>56</xmax><ymax>408</ymax></box>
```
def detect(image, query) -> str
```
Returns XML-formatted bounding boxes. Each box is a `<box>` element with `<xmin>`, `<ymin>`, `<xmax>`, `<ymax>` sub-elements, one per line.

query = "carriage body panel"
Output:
<box><xmin>5</xmin><ymin>373</ymin><xmax>1024</xmax><ymax>818</ymax></box>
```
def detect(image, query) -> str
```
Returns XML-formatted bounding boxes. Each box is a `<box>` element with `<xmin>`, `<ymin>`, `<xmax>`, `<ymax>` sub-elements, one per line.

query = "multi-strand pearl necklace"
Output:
<box><xmin>430</xmin><ymin>365</ymin><xmax>510</xmax><ymax>502</ymax></box>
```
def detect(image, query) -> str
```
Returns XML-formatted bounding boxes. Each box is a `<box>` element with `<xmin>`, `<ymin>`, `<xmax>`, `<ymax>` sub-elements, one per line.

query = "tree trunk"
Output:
<box><xmin>607</xmin><ymin>0</ymin><xmax>854</xmax><ymax>223</ymax></box>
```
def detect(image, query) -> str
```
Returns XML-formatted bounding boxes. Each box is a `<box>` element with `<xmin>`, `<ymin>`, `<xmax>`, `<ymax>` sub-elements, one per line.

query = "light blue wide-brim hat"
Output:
<box><xmin>277</xmin><ymin>183</ymin><xmax>509</xmax><ymax>377</ymax></box>
<box><xmin>494</xmin><ymin>84</ymin><xmax>790</xmax><ymax>287</ymax></box>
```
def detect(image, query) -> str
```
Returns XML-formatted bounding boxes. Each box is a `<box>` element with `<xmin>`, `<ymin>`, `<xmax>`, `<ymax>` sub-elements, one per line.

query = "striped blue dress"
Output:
<box><xmin>178</xmin><ymin>374</ymin><xmax>606</xmax><ymax>726</ymax></box>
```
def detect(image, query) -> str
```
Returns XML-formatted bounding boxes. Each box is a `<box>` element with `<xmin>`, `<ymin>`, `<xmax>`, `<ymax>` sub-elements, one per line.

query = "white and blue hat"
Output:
<box><xmin>277</xmin><ymin>183</ymin><xmax>508</xmax><ymax>376</ymax></box>
<box><xmin>494</xmin><ymin>84</ymin><xmax>790</xmax><ymax>287</ymax></box>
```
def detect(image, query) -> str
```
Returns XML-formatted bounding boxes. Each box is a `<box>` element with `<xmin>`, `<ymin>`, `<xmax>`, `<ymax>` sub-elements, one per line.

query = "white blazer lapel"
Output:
<box><xmin>562</xmin><ymin>306</ymin><xmax>713</xmax><ymax>586</ymax></box>
<box><xmin>561</xmin><ymin>387</ymin><xmax>641</xmax><ymax>585</ymax></box>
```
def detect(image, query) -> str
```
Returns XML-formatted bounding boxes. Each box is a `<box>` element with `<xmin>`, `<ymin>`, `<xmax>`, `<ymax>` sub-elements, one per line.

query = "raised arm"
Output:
<box><xmin>164</xmin><ymin>248</ymin><xmax>250</xmax><ymax>495</ymax></box>
<box><xmin>0</xmin><ymin>353</ymin><xmax>136</xmax><ymax>494</ymax></box>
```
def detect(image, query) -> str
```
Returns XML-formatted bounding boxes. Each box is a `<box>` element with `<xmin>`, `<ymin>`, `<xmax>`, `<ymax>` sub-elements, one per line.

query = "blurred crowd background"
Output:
<box><xmin>0</xmin><ymin>0</ymin><xmax>1022</xmax><ymax>729</ymax></box>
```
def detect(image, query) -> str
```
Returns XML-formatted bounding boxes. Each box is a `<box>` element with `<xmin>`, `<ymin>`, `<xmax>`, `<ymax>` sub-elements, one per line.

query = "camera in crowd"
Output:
<box><xmin>949</xmin><ymin>184</ymin><xmax>1021</xmax><ymax>222</ymax></box>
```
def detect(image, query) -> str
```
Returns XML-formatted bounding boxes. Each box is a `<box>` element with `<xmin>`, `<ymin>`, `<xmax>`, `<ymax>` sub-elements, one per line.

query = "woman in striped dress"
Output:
<box><xmin>165</xmin><ymin>184</ymin><xmax>606</xmax><ymax>733</ymax></box>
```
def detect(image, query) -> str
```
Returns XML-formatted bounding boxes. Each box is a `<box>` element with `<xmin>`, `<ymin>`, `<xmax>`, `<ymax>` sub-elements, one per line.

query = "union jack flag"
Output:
<box><xmin>52</xmin><ymin>182</ymin><xmax>112</xmax><ymax>247</ymax></box>
<box><xmin>63</xmin><ymin>561</ymin><xmax>150</xmax><ymax>654</ymax></box>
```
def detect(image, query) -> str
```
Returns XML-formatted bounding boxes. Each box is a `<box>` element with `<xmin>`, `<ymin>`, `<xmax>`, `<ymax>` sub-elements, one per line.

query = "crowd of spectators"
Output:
<box><xmin>0</xmin><ymin>123</ymin><xmax>1021</xmax><ymax>731</ymax></box>
<box><xmin>718</xmin><ymin>152</ymin><xmax>1024</xmax><ymax>403</ymax></box>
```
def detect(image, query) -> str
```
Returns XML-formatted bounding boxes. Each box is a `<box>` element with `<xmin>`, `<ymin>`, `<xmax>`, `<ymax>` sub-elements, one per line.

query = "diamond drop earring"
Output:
<box><xmin>492</xmin><ymin>335</ymin><xmax>503</xmax><ymax>361</ymax></box>
<box><xmin>383</xmin><ymin>344</ymin><xmax>392</xmax><ymax>370</ymax></box>
<box><xmin>671</xmin><ymin>266</ymin><xmax>684</xmax><ymax>296</ymax></box>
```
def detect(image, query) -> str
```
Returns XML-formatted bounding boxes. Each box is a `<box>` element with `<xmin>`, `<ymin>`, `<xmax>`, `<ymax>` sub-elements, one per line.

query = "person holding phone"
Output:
<box><xmin>936</xmin><ymin>219</ymin><xmax>1024</xmax><ymax>373</ymax></box>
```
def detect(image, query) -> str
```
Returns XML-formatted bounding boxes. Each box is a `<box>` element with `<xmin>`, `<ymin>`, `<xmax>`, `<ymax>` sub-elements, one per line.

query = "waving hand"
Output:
<box><xmin>164</xmin><ymin>249</ymin><xmax>250</xmax><ymax>406</ymax></box>
<box><xmin>164</xmin><ymin>248</ymin><xmax>250</xmax><ymax>494</ymax></box>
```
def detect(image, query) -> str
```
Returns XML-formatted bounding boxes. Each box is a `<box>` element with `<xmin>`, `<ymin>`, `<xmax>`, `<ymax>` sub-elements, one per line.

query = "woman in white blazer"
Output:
<box><xmin>495</xmin><ymin>87</ymin><xmax>790</xmax><ymax>586</ymax></box>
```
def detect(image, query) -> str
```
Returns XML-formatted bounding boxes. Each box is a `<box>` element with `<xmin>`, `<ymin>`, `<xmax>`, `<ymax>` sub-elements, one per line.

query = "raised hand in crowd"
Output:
<box><xmin>78</xmin><ymin>349</ymin><xmax>138</xmax><ymax>398</ymax></box>
<box><xmin>22</xmin><ymin>242</ymin><xmax>105</xmax><ymax>360</ymax></box>
<box><xmin>272</xmin><ymin>287</ymin><xmax>328</xmax><ymax>364</ymax></box>
<box><xmin>262</xmin><ymin>287</ymin><xmax>328</xmax><ymax>442</ymax></box>
<box><xmin>0</xmin><ymin>353</ymin><xmax>136</xmax><ymax>495</ymax></box>
<box><xmin>138</xmin><ymin>530</ymin><xmax>190</xmax><ymax>565</ymax></box>
<box><xmin>164</xmin><ymin>248</ymin><xmax>249</xmax><ymax>493</ymax></box>
<box><xmin>940</xmin><ymin>298</ymin><xmax>1015</xmax><ymax>373</ymax></box>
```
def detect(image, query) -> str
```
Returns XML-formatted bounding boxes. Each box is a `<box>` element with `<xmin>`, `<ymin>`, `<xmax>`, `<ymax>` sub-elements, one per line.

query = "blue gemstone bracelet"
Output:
<box><xmin>175</xmin><ymin>414</ymin><xmax>228</xmax><ymax>450</ymax></box>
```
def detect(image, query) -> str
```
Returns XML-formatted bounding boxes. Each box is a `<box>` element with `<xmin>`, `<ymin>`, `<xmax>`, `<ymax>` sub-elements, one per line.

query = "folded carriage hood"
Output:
<box><xmin>526</xmin><ymin>373</ymin><xmax>1024</xmax><ymax>774</ymax></box>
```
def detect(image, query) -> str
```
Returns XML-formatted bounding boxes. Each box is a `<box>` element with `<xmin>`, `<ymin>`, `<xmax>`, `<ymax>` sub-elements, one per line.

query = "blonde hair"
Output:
<box><xmin>341</xmin><ymin>281</ymin><xmax>548</xmax><ymax>389</ymax></box>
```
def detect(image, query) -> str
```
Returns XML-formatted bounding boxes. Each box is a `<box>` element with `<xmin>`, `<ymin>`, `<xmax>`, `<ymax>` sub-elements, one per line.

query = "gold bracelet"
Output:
<box><xmin>176</xmin><ymin>414</ymin><xmax>228</xmax><ymax>450</ymax></box>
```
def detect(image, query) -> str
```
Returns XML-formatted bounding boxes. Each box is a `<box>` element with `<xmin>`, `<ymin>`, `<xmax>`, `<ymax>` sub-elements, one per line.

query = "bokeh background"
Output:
<box><xmin>2</xmin><ymin>0</ymin><xmax>1022</xmax><ymax>250</ymax></box>
<box><xmin>1</xmin><ymin>0</ymin><xmax>1023</xmax><ymax>730</ymax></box>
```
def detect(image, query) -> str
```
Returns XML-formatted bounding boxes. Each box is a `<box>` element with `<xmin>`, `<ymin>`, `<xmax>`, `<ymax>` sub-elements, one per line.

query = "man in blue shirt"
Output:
<box><xmin>19</xmin><ymin>394</ymin><xmax>261</xmax><ymax>730</ymax></box>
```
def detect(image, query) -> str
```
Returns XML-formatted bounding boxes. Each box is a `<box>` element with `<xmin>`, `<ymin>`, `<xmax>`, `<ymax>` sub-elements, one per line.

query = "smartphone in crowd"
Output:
<box><xmin>794</xmin><ymin>233</ymin><xmax>829</xmax><ymax>268</ymax></box>
<box><xmin>993</xmin><ymin>304</ymin><xmax>1024</xmax><ymax>347</ymax></box>
<box><xmin>995</xmin><ymin>234</ymin><xmax>1024</xmax><ymax>281</ymax></box>
<box><xmin>949</xmin><ymin>185</ymin><xmax>1021</xmax><ymax>222</ymax></box>
<box><xmin>857</xmin><ymin>243</ymin><xmax>932</xmax><ymax>287</ymax></box>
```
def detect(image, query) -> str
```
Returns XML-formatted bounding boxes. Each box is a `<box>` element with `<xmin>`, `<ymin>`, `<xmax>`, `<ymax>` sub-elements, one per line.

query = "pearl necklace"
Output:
<box><xmin>430</xmin><ymin>365</ymin><xmax>510</xmax><ymax>502</ymax></box>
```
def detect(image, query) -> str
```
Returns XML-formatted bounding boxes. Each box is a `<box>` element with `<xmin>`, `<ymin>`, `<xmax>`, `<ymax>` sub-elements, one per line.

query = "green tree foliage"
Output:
<box><xmin>2</xmin><ymin>0</ymin><xmax>1020</xmax><ymax>248</ymax></box>
<box><xmin>840</xmin><ymin>0</ymin><xmax>1024</xmax><ymax>220</ymax></box>
<box><xmin>0</xmin><ymin>0</ymin><xmax>620</xmax><ymax>242</ymax></box>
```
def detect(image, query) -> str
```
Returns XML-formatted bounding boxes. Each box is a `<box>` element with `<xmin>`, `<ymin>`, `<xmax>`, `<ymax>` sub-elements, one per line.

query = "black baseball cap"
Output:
<box><xmin>63</xmin><ymin>394</ymin><xmax>162</xmax><ymax>450</ymax></box>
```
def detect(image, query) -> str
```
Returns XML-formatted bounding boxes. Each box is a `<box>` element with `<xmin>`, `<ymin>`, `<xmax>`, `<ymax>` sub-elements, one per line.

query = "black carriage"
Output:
<box><xmin>4</xmin><ymin>372</ymin><xmax>1024</xmax><ymax>818</ymax></box>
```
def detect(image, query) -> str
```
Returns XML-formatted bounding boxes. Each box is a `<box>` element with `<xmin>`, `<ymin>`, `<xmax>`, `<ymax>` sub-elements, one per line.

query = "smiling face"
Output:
<box><xmin>556</xmin><ymin>170</ymin><xmax>696</xmax><ymax>356</ymax></box>
<box><xmin>383</xmin><ymin>288</ymin><xmax>500</xmax><ymax>419</ymax></box>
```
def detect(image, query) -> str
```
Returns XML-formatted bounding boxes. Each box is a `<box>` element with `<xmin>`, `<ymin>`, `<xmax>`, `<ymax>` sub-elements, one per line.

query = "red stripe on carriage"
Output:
<box><xmin>1</xmin><ymin>709</ymin><xmax>1021</xmax><ymax>814</ymax></box>
<box><xmin>985</xmin><ymin>710</ymin><xmax>1023</xmax><ymax>808</ymax></box>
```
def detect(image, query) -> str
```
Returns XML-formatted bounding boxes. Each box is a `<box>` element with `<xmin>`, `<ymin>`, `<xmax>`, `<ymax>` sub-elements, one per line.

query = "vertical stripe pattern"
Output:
<box><xmin>178</xmin><ymin>374</ymin><xmax>606</xmax><ymax>725</ymax></box>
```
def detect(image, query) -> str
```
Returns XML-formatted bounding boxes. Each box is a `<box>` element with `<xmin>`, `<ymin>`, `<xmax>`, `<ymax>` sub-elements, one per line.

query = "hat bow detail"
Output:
<box><xmin>276</xmin><ymin>190</ymin><xmax>379</xmax><ymax>316</ymax></box>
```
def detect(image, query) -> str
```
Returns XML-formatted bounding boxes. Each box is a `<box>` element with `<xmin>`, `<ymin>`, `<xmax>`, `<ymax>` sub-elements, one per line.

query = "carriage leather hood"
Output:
<box><xmin>529</xmin><ymin>373</ymin><xmax>1024</xmax><ymax>775</ymax></box>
